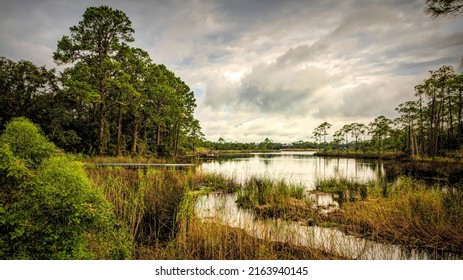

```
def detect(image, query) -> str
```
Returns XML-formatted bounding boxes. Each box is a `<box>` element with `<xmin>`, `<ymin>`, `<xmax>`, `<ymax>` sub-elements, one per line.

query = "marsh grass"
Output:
<box><xmin>318</xmin><ymin>176</ymin><xmax>463</xmax><ymax>254</ymax></box>
<box><xmin>86</xmin><ymin>164</ymin><xmax>463</xmax><ymax>259</ymax></box>
<box><xmin>86</xmin><ymin>168</ymin><xmax>338</xmax><ymax>259</ymax></box>
<box><xmin>383</xmin><ymin>160</ymin><xmax>463</xmax><ymax>186</ymax></box>
<box><xmin>315</xmin><ymin>177</ymin><xmax>374</xmax><ymax>205</ymax></box>
<box><xmin>138</xmin><ymin>217</ymin><xmax>341</xmax><ymax>260</ymax></box>
<box><xmin>236</xmin><ymin>176</ymin><xmax>314</xmax><ymax>221</ymax></box>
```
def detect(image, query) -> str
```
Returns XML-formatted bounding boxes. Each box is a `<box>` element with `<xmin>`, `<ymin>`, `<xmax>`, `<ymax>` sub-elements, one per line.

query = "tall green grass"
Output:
<box><xmin>315</xmin><ymin>177</ymin><xmax>375</xmax><ymax>205</ymax></box>
<box><xmin>235</xmin><ymin>176</ymin><xmax>314</xmax><ymax>221</ymax></box>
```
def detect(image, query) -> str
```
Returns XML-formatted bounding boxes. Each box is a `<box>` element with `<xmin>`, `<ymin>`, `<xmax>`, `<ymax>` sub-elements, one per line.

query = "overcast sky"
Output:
<box><xmin>1</xmin><ymin>0</ymin><xmax>463</xmax><ymax>143</ymax></box>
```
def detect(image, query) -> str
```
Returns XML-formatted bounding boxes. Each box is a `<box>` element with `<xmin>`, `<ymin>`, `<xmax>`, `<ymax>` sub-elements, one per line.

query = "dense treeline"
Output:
<box><xmin>200</xmin><ymin>137</ymin><xmax>318</xmax><ymax>151</ymax></box>
<box><xmin>313</xmin><ymin>65</ymin><xmax>463</xmax><ymax>158</ymax></box>
<box><xmin>0</xmin><ymin>6</ymin><xmax>202</xmax><ymax>157</ymax></box>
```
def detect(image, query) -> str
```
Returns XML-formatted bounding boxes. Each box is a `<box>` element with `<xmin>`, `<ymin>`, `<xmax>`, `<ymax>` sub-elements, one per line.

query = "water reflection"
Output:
<box><xmin>195</xmin><ymin>193</ymin><xmax>458</xmax><ymax>260</ymax></box>
<box><xmin>200</xmin><ymin>151</ymin><xmax>383</xmax><ymax>189</ymax></box>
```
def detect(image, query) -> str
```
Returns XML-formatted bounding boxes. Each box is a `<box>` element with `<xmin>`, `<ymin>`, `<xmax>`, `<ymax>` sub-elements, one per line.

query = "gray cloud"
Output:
<box><xmin>1</xmin><ymin>0</ymin><xmax>463</xmax><ymax>142</ymax></box>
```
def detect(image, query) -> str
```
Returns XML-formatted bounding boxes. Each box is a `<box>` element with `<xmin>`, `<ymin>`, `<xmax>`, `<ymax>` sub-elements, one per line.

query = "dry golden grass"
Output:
<box><xmin>86</xmin><ymin>168</ymin><xmax>339</xmax><ymax>259</ymax></box>
<box><xmin>327</xmin><ymin>177</ymin><xmax>463</xmax><ymax>253</ymax></box>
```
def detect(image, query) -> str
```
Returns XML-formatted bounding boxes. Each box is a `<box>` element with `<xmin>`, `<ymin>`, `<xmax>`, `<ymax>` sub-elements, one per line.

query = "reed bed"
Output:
<box><xmin>315</xmin><ymin>177</ymin><xmax>463</xmax><ymax>254</ymax></box>
<box><xmin>86</xmin><ymin>165</ymin><xmax>463</xmax><ymax>259</ymax></box>
<box><xmin>236</xmin><ymin>176</ymin><xmax>314</xmax><ymax>221</ymax></box>
<box><xmin>86</xmin><ymin>168</ymin><xmax>336</xmax><ymax>259</ymax></box>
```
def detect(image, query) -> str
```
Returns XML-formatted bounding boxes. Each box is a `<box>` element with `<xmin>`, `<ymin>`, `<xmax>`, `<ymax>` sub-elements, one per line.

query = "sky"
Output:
<box><xmin>1</xmin><ymin>0</ymin><xmax>463</xmax><ymax>143</ymax></box>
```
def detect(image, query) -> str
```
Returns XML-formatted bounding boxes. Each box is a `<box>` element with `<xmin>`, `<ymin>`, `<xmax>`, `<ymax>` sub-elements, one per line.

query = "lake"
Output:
<box><xmin>196</xmin><ymin>151</ymin><xmax>458</xmax><ymax>260</ymax></box>
<box><xmin>199</xmin><ymin>151</ymin><xmax>384</xmax><ymax>189</ymax></box>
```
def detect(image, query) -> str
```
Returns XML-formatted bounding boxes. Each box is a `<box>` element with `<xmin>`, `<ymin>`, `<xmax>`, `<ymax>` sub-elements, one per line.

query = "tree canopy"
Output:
<box><xmin>0</xmin><ymin>5</ymin><xmax>202</xmax><ymax>157</ymax></box>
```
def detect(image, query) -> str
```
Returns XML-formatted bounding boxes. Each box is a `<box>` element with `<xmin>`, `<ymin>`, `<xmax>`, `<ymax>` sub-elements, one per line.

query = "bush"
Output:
<box><xmin>0</xmin><ymin>117</ymin><xmax>57</xmax><ymax>167</ymax></box>
<box><xmin>0</xmin><ymin>118</ymin><xmax>116</xmax><ymax>259</ymax></box>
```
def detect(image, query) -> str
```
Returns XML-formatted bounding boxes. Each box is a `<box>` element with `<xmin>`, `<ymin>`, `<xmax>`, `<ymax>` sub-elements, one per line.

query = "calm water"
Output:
<box><xmin>196</xmin><ymin>151</ymin><xmax>458</xmax><ymax>259</ymax></box>
<box><xmin>200</xmin><ymin>151</ymin><xmax>383</xmax><ymax>189</ymax></box>
<box><xmin>195</xmin><ymin>193</ymin><xmax>456</xmax><ymax>260</ymax></box>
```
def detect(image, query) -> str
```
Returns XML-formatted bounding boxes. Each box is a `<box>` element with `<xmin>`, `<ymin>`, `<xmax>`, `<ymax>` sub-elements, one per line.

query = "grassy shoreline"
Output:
<box><xmin>85</xmin><ymin>168</ymin><xmax>342</xmax><ymax>259</ymax></box>
<box><xmin>81</xmin><ymin>151</ymin><xmax>463</xmax><ymax>259</ymax></box>
<box><xmin>314</xmin><ymin>177</ymin><xmax>463</xmax><ymax>256</ymax></box>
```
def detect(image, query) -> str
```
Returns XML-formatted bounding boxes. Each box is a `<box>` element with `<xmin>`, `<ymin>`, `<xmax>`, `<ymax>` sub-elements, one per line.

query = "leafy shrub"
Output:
<box><xmin>0</xmin><ymin>117</ymin><xmax>57</xmax><ymax>167</ymax></box>
<box><xmin>0</xmin><ymin>118</ymin><xmax>117</xmax><ymax>259</ymax></box>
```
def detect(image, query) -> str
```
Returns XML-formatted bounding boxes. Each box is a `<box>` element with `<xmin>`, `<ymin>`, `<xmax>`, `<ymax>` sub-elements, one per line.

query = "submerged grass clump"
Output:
<box><xmin>237</xmin><ymin>176</ymin><xmax>305</xmax><ymax>206</ymax></box>
<box><xmin>315</xmin><ymin>177</ymin><xmax>374</xmax><ymax>205</ymax></box>
<box><xmin>236</xmin><ymin>176</ymin><xmax>314</xmax><ymax>221</ymax></box>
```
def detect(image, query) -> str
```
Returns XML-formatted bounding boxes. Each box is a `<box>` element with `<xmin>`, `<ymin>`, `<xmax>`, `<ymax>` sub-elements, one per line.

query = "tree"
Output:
<box><xmin>368</xmin><ymin>116</ymin><xmax>392</xmax><ymax>156</ymax></box>
<box><xmin>453</xmin><ymin>74</ymin><xmax>463</xmax><ymax>146</ymax></box>
<box><xmin>349</xmin><ymin>123</ymin><xmax>367</xmax><ymax>151</ymax></box>
<box><xmin>54</xmin><ymin>6</ymin><xmax>135</xmax><ymax>155</ymax></box>
<box><xmin>332</xmin><ymin>129</ymin><xmax>344</xmax><ymax>152</ymax></box>
<box><xmin>421</xmin><ymin>66</ymin><xmax>456</xmax><ymax>158</ymax></box>
<box><xmin>340</xmin><ymin>124</ymin><xmax>352</xmax><ymax>149</ymax></box>
<box><xmin>115</xmin><ymin>47</ymin><xmax>152</xmax><ymax>154</ymax></box>
<box><xmin>313</xmin><ymin>122</ymin><xmax>331</xmax><ymax>151</ymax></box>
<box><xmin>396</xmin><ymin>101</ymin><xmax>420</xmax><ymax>156</ymax></box>
<box><xmin>425</xmin><ymin>0</ymin><xmax>463</xmax><ymax>17</ymax></box>
<box><xmin>258</xmin><ymin>138</ymin><xmax>274</xmax><ymax>150</ymax></box>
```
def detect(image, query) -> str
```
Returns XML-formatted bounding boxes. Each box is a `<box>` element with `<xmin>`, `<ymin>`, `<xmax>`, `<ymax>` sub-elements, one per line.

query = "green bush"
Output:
<box><xmin>0</xmin><ymin>117</ymin><xmax>57</xmax><ymax>167</ymax></box>
<box><xmin>0</xmin><ymin>118</ymin><xmax>119</xmax><ymax>259</ymax></box>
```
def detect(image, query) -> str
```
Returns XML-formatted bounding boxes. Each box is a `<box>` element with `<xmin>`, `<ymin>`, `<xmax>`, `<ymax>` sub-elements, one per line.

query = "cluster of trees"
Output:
<box><xmin>201</xmin><ymin>137</ymin><xmax>286</xmax><ymax>151</ymax></box>
<box><xmin>0</xmin><ymin>6</ymin><xmax>202</xmax><ymax>157</ymax></box>
<box><xmin>313</xmin><ymin>65</ymin><xmax>463</xmax><ymax>158</ymax></box>
<box><xmin>310</xmin><ymin>1</ymin><xmax>463</xmax><ymax>157</ymax></box>
<box><xmin>200</xmin><ymin>137</ymin><xmax>319</xmax><ymax>151</ymax></box>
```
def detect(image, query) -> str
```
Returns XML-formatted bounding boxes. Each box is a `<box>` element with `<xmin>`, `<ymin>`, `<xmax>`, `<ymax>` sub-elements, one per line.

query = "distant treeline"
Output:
<box><xmin>313</xmin><ymin>65</ymin><xmax>463</xmax><ymax>158</ymax></box>
<box><xmin>200</xmin><ymin>138</ymin><xmax>318</xmax><ymax>151</ymax></box>
<box><xmin>0</xmin><ymin>6</ymin><xmax>202</xmax><ymax>157</ymax></box>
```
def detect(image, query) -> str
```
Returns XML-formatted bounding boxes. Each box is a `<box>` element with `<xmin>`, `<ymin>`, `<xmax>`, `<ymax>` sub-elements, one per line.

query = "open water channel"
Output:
<box><xmin>195</xmin><ymin>151</ymin><xmax>459</xmax><ymax>260</ymax></box>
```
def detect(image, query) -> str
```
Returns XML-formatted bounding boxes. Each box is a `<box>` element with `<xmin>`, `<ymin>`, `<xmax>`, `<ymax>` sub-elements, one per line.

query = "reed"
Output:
<box><xmin>137</xmin><ymin>218</ymin><xmax>341</xmax><ymax>259</ymax></box>
<box><xmin>236</xmin><ymin>176</ymin><xmax>314</xmax><ymax>221</ymax></box>
<box><xmin>315</xmin><ymin>177</ymin><xmax>374</xmax><ymax>205</ymax></box>
<box><xmin>319</xmin><ymin>176</ymin><xmax>463</xmax><ymax>254</ymax></box>
<box><xmin>86</xmin><ymin>168</ymin><xmax>338</xmax><ymax>259</ymax></box>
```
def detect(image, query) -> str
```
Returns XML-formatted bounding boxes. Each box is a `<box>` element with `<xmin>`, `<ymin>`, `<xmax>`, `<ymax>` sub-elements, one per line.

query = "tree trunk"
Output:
<box><xmin>116</xmin><ymin>104</ymin><xmax>123</xmax><ymax>157</ymax></box>
<box><xmin>131</xmin><ymin>114</ymin><xmax>139</xmax><ymax>154</ymax></box>
<box><xmin>98</xmin><ymin>104</ymin><xmax>106</xmax><ymax>155</ymax></box>
<box><xmin>458</xmin><ymin>88</ymin><xmax>462</xmax><ymax>146</ymax></box>
<box><xmin>156</xmin><ymin>124</ymin><xmax>161</xmax><ymax>146</ymax></box>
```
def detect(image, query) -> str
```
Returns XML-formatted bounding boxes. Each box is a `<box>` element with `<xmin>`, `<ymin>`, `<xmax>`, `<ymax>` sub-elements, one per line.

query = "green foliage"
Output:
<box><xmin>0</xmin><ymin>118</ymin><xmax>120</xmax><ymax>259</ymax></box>
<box><xmin>51</xmin><ymin>6</ymin><xmax>202</xmax><ymax>157</ymax></box>
<box><xmin>0</xmin><ymin>117</ymin><xmax>57</xmax><ymax>167</ymax></box>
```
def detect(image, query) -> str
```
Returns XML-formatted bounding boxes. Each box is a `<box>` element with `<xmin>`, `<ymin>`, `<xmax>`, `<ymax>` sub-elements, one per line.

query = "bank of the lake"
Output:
<box><xmin>85</xmin><ymin>167</ymin><xmax>343</xmax><ymax>260</ymax></box>
<box><xmin>84</xmin><ymin>152</ymin><xmax>463</xmax><ymax>259</ymax></box>
<box><xmin>313</xmin><ymin>150</ymin><xmax>403</xmax><ymax>160</ymax></box>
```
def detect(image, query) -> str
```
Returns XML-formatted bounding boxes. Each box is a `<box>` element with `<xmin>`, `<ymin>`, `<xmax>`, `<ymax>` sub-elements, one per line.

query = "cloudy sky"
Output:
<box><xmin>1</xmin><ymin>0</ymin><xmax>463</xmax><ymax>143</ymax></box>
